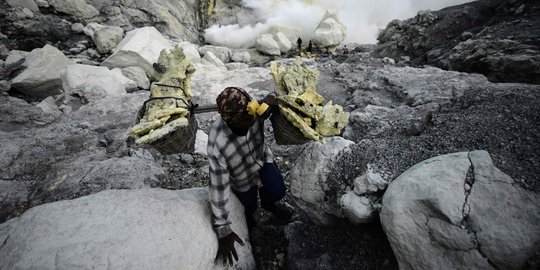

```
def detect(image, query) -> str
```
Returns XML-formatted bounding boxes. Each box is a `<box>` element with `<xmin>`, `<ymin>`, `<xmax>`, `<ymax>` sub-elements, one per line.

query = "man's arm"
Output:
<box><xmin>208</xmin><ymin>155</ymin><xmax>232</xmax><ymax>238</ymax></box>
<box><xmin>208</xmin><ymin>153</ymin><xmax>245</xmax><ymax>266</ymax></box>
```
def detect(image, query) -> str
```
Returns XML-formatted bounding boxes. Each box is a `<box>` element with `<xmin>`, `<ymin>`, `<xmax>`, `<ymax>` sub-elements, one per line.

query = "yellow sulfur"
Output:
<box><xmin>129</xmin><ymin>44</ymin><xmax>196</xmax><ymax>146</ymax></box>
<box><xmin>280</xmin><ymin>106</ymin><xmax>324</xmax><ymax>143</ymax></box>
<box><xmin>271</xmin><ymin>57</ymin><xmax>349</xmax><ymax>143</ymax></box>
<box><xmin>129</xmin><ymin>116</ymin><xmax>171</xmax><ymax>136</ymax></box>
<box><xmin>135</xmin><ymin>117</ymin><xmax>189</xmax><ymax>145</ymax></box>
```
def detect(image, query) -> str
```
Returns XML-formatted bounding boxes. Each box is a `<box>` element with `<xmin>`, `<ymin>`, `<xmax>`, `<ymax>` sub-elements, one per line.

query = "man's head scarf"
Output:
<box><xmin>216</xmin><ymin>87</ymin><xmax>252</xmax><ymax>123</ymax></box>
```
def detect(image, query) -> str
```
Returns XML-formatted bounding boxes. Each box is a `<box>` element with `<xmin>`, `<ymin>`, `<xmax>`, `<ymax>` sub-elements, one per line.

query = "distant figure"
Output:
<box><xmin>307</xmin><ymin>40</ymin><xmax>313</xmax><ymax>53</ymax></box>
<box><xmin>343</xmin><ymin>45</ymin><xmax>349</xmax><ymax>54</ymax></box>
<box><xmin>296</xmin><ymin>37</ymin><xmax>302</xmax><ymax>52</ymax></box>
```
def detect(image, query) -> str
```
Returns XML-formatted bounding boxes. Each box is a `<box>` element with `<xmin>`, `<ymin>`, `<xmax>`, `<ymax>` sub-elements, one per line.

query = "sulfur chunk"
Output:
<box><xmin>135</xmin><ymin>117</ymin><xmax>189</xmax><ymax>145</ymax></box>
<box><xmin>315</xmin><ymin>101</ymin><xmax>350</xmax><ymax>136</ymax></box>
<box><xmin>129</xmin><ymin>116</ymin><xmax>171</xmax><ymax>136</ymax></box>
<box><xmin>280</xmin><ymin>106</ymin><xmax>324</xmax><ymax>143</ymax></box>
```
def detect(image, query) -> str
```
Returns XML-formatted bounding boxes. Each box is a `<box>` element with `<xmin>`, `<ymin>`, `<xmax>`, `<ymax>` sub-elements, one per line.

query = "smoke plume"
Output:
<box><xmin>204</xmin><ymin>0</ymin><xmax>473</xmax><ymax>48</ymax></box>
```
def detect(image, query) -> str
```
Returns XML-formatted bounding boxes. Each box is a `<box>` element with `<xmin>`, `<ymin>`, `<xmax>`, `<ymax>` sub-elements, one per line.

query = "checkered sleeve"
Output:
<box><xmin>208</xmin><ymin>151</ymin><xmax>233</xmax><ymax>238</ymax></box>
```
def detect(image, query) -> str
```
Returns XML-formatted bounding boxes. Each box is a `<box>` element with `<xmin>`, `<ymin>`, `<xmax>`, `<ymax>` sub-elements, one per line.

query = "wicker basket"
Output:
<box><xmin>135</xmin><ymin>98</ymin><xmax>197</xmax><ymax>155</ymax></box>
<box><xmin>270</xmin><ymin>109</ymin><xmax>310</xmax><ymax>145</ymax></box>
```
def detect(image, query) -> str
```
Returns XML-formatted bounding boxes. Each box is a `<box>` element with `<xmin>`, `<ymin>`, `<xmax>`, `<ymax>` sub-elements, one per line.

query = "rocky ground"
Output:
<box><xmin>147</xmin><ymin>48</ymin><xmax>537</xmax><ymax>269</ymax></box>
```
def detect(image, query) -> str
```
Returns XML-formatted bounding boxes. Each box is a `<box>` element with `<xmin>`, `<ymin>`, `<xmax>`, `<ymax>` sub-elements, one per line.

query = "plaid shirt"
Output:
<box><xmin>207</xmin><ymin>117</ymin><xmax>274</xmax><ymax>238</ymax></box>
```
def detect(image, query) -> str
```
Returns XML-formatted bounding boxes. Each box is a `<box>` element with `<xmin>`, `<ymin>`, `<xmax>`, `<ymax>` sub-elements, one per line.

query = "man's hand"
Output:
<box><xmin>215</xmin><ymin>231</ymin><xmax>245</xmax><ymax>266</ymax></box>
<box><xmin>259</xmin><ymin>94</ymin><xmax>278</xmax><ymax>119</ymax></box>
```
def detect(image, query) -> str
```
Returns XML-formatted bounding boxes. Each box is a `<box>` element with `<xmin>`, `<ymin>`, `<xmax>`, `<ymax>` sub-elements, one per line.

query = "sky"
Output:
<box><xmin>204</xmin><ymin>0</ymin><xmax>473</xmax><ymax>48</ymax></box>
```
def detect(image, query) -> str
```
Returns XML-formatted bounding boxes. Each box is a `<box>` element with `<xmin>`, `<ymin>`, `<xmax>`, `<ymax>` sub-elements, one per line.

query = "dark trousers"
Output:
<box><xmin>232</xmin><ymin>163</ymin><xmax>286</xmax><ymax>218</ymax></box>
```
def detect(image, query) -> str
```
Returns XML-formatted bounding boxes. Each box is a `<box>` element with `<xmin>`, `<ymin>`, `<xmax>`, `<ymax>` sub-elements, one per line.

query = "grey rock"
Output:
<box><xmin>35</xmin><ymin>0</ymin><xmax>48</xmax><ymax>8</ymax></box>
<box><xmin>340</xmin><ymin>192</ymin><xmax>376</xmax><ymax>224</ymax></box>
<box><xmin>18</xmin><ymin>7</ymin><xmax>35</xmax><ymax>18</ymax></box>
<box><xmin>353</xmin><ymin>167</ymin><xmax>388</xmax><ymax>195</ymax></box>
<box><xmin>36</xmin><ymin>96</ymin><xmax>60</xmax><ymax>115</ymax></box>
<box><xmin>380</xmin><ymin>151</ymin><xmax>540</xmax><ymax>270</ymax></box>
<box><xmin>121</xmin><ymin>66</ymin><xmax>150</xmax><ymax>90</ymax></box>
<box><xmin>460</xmin><ymin>31</ymin><xmax>473</xmax><ymax>41</ymax></box>
<box><xmin>194</xmin><ymin>129</ymin><xmax>208</xmax><ymax>156</ymax></box>
<box><xmin>0</xmin><ymin>188</ymin><xmax>255</xmax><ymax>270</ymax></box>
<box><xmin>101</xmin><ymin>27</ymin><xmax>172</xmax><ymax>79</ymax></box>
<box><xmin>68</xmin><ymin>47</ymin><xmax>84</xmax><ymax>54</ymax></box>
<box><xmin>314</xmin><ymin>10</ymin><xmax>346</xmax><ymax>48</ymax></box>
<box><xmin>111</xmin><ymin>68</ymin><xmax>138</xmax><ymax>93</ymax></box>
<box><xmin>177</xmin><ymin>41</ymin><xmax>201</xmax><ymax>63</ymax></box>
<box><xmin>0</xmin><ymin>80</ymin><xmax>9</xmax><ymax>94</ymax></box>
<box><xmin>225</xmin><ymin>62</ymin><xmax>249</xmax><ymax>70</ymax></box>
<box><xmin>382</xmin><ymin>57</ymin><xmax>395</xmax><ymax>64</ymax></box>
<box><xmin>6</xmin><ymin>0</ymin><xmax>39</xmax><ymax>12</ymax></box>
<box><xmin>4</xmin><ymin>50</ymin><xmax>29</xmax><ymax>76</ymax></box>
<box><xmin>231</xmin><ymin>50</ymin><xmax>250</xmax><ymax>63</ymax></box>
<box><xmin>10</xmin><ymin>45</ymin><xmax>74</xmax><ymax>98</ymax></box>
<box><xmin>447</xmin><ymin>38</ymin><xmax>540</xmax><ymax>84</ymax></box>
<box><xmin>92</xmin><ymin>25</ymin><xmax>124</xmax><ymax>54</ymax></box>
<box><xmin>515</xmin><ymin>4</ymin><xmax>525</xmax><ymax>15</ymax></box>
<box><xmin>289</xmin><ymin>137</ymin><xmax>355</xmax><ymax>225</ymax></box>
<box><xmin>202</xmin><ymin>51</ymin><xmax>226</xmax><ymax>68</ymax></box>
<box><xmin>199</xmin><ymin>45</ymin><xmax>231</xmax><ymax>63</ymax></box>
<box><xmin>256</xmin><ymin>34</ymin><xmax>280</xmax><ymax>56</ymax></box>
<box><xmin>48</xmin><ymin>0</ymin><xmax>99</xmax><ymax>19</ymax></box>
<box><xmin>61</xmin><ymin>64</ymin><xmax>128</xmax><ymax>102</ymax></box>
<box><xmin>274</xmin><ymin>32</ymin><xmax>292</xmax><ymax>54</ymax></box>
<box><xmin>82</xmin><ymin>22</ymin><xmax>102</xmax><ymax>37</ymax></box>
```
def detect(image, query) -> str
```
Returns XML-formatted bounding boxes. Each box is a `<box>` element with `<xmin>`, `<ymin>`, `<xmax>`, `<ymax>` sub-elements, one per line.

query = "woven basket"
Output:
<box><xmin>270</xmin><ymin>109</ymin><xmax>310</xmax><ymax>145</ymax></box>
<box><xmin>135</xmin><ymin>98</ymin><xmax>197</xmax><ymax>155</ymax></box>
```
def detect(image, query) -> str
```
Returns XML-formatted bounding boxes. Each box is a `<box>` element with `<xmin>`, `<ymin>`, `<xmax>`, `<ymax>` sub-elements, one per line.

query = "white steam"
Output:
<box><xmin>204</xmin><ymin>0</ymin><xmax>473</xmax><ymax>48</ymax></box>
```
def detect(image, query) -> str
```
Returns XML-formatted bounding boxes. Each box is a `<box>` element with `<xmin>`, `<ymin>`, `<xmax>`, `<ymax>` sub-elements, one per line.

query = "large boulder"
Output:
<box><xmin>380</xmin><ymin>150</ymin><xmax>540</xmax><ymax>270</ymax></box>
<box><xmin>61</xmin><ymin>64</ymin><xmax>132</xmax><ymax>102</ymax></box>
<box><xmin>288</xmin><ymin>137</ymin><xmax>355</xmax><ymax>225</ymax></box>
<box><xmin>0</xmin><ymin>188</ymin><xmax>255</xmax><ymax>270</ymax></box>
<box><xmin>447</xmin><ymin>38</ymin><xmax>540</xmax><ymax>84</ymax></box>
<box><xmin>10</xmin><ymin>44</ymin><xmax>74</xmax><ymax>98</ymax></box>
<box><xmin>0</xmin><ymin>91</ymin><xmax>166</xmax><ymax>223</ymax></box>
<box><xmin>343</xmin><ymin>63</ymin><xmax>488</xmax><ymax>140</ymax></box>
<box><xmin>314</xmin><ymin>10</ymin><xmax>346</xmax><ymax>49</ymax></box>
<box><xmin>101</xmin><ymin>27</ymin><xmax>172</xmax><ymax>79</ymax></box>
<box><xmin>274</xmin><ymin>32</ymin><xmax>292</xmax><ymax>54</ymax></box>
<box><xmin>255</xmin><ymin>34</ymin><xmax>280</xmax><ymax>56</ymax></box>
<box><xmin>48</xmin><ymin>0</ymin><xmax>100</xmax><ymax>19</ymax></box>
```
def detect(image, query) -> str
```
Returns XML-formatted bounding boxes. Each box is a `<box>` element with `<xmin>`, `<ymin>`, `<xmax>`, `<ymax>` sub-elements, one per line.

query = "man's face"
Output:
<box><xmin>226</xmin><ymin>112</ymin><xmax>256</xmax><ymax>130</ymax></box>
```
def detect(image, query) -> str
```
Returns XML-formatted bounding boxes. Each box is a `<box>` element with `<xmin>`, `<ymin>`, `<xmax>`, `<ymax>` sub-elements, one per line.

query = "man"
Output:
<box><xmin>208</xmin><ymin>87</ymin><xmax>292</xmax><ymax>266</ymax></box>
<box><xmin>307</xmin><ymin>40</ymin><xmax>313</xmax><ymax>53</ymax></box>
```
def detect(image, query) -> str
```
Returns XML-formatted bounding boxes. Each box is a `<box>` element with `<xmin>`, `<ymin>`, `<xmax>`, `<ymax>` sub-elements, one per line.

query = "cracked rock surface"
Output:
<box><xmin>380</xmin><ymin>150</ymin><xmax>540</xmax><ymax>270</ymax></box>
